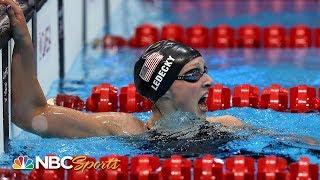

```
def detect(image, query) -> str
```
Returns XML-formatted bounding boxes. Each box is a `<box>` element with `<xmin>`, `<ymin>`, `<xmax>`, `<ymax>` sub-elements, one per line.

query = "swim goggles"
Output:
<box><xmin>176</xmin><ymin>66</ymin><xmax>208</xmax><ymax>83</ymax></box>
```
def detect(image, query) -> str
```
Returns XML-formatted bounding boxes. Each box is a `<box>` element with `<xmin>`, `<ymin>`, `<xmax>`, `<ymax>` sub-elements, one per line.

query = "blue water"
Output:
<box><xmin>110</xmin><ymin>0</ymin><xmax>320</xmax><ymax>37</ymax></box>
<box><xmin>2</xmin><ymin>0</ymin><xmax>320</xmax><ymax>167</ymax></box>
<box><xmin>1</xmin><ymin>47</ymin><xmax>319</xmax><ymax>167</ymax></box>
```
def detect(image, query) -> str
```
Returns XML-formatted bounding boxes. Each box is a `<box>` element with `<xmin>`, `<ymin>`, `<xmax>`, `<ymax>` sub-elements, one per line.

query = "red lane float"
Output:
<box><xmin>103</xmin><ymin>35</ymin><xmax>127</xmax><ymax>49</ymax></box>
<box><xmin>86</xmin><ymin>83</ymin><xmax>118</xmax><ymax>112</ymax></box>
<box><xmin>160</xmin><ymin>155</ymin><xmax>192</xmax><ymax>180</ymax></box>
<box><xmin>316</xmin><ymin>28</ymin><xmax>320</xmax><ymax>47</ymax></box>
<box><xmin>130</xmin><ymin>155</ymin><xmax>160</xmax><ymax>179</ymax></box>
<box><xmin>28</xmin><ymin>169</ymin><xmax>42</xmax><ymax>180</ymax></box>
<box><xmin>68</xmin><ymin>156</ymin><xmax>98</xmax><ymax>180</ymax></box>
<box><xmin>263</xmin><ymin>25</ymin><xmax>287</xmax><ymax>48</ymax></box>
<box><xmin>0</xmin><ymin>169</ymin><xmax>25</xmax><ymax>179</ymax></box>
<box><xmin>207</xmin><ymin>84</ymin><xmax>231</xmax><ymax>111</ymax></box>
<box><xmin>314</xmin><ymin>98</ymin><xmax>320</xmax><ymax>112</ymax></box>
<box><xmin>56</xmin><ymin>94</ymin><xmax>85</xmax><ymax>111</ymax></box>
<box><xmin>127</xmin><ymin>24</ymin><xmax>320</xmax><ymax>48</ymax></box>
<box><xmin>55</xmin><ymin>83</ymin><xmax>320</xmax><ymax>114</ymax></box>
<box><xmin>128</xmin><ymin>36</ymin><xmax>138</xmax><ymax>47</ymax></box>
<box><xmin>1</xmin><ymin>155</ymin><xmax>320</xmax><ymax>179</ymax></box>
<box><xmin>99</xmin><ymin>155</ymin><xmax>129</xmax><ymax>180</ymax></box>
<box><xmin>29</xmin><ymin>167</ymin><xmax>65</xmax><ymax>180</ymax></box>
<box><xmin>257</xmin><ymin>156</ymin><xmax>288</xmax><ymax>180</ymax></box>
<box><xmin>186</xmin><ymin>25</ymin><xmax>210</xmax><ymax>48</ymax></box>
<box><xmin>315</xmin><ymin>88</ymin><xmax>320</xmax><ymax>112</ymax></box>
<box><xmin>289</xmin><ymin>25</ymin><xmax>312</xmax><ymax>48</ymax></box>
<box><xmin>211</xmin><ymin>25</ymin><xmax>235</xmax><ymax>48</ymax></box>
<box><xmin>259</xmin><ymin>84</ymin><xmax>288</xmax><ymax>112</ymax></box>
<box><xmin>194</xmin><ymin>154</ymin><xmax>223</xmax><ymax>180</ymax></box>
<box><xmin>238</xmin><ymin>25</ymin><xmax>261</xmax><ymax>48</ymax></box>
<box><xmin>232</xmin><ymin>84</ymin><xmax>260</xmax><ymax>108</ymax></box>
<box><xmin>119</xmin><ymin>84</ymin><xmax>152</xmax><ymax>113</ymax></box>
<box><xmin>224</xmin><ymin>156</ymin><xmax>255</xmax><ymax>179</ymax></box>
<box><xmin>289</xmin><ymin>157</ymin><xmax>319</xmax><ymax>180</ymax></box>
<box><xmin>131</xmin><ymin>24</ymin><xmax>159</xmax><ymax>47</ymax></box>
<box><xmin>289</xmin><ymin>85</ymin><xmax>316</xmax><ymax>113</ymax></box>
<box><xmin>161</xmin><ymin>23</ymin><xmax>185</xmax><ymax>43</ymax></box>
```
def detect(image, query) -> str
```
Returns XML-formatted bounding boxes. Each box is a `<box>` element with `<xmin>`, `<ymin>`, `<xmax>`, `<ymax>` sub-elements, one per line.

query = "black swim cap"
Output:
<box><xmin>134</xmin><ymin>40</ymin><xmax>201</xmax><ymax>102</ymax></box>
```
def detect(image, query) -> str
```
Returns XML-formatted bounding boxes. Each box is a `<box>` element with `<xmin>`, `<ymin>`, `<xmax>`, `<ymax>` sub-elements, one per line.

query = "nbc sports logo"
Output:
<box><xmin>12</xmin><ymin>156</ymin><xmax>34</xmax><ymax>170</ymax></box>
<box><xmin>11</xmin><ymin>155</ymin><xmax>120</xmax><ymax>171</ymax></box>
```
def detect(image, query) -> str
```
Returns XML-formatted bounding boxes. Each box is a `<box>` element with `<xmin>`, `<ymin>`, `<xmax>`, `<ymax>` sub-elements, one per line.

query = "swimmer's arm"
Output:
<box><xmin>3</xmin><ymin>0</ymin><xmax>45</xmax><ymax>131</ymax></box>
<box><xmin>15</xmin><ymin>103</ymin><xmax>147</xmax><ymax>138</ymax></box>
<box><xmin>6</xmin><ymin>0</ymin><xmax>146</xmax><ymax>138</ymax></box>
<box><xmin>25</xmin><ymin>106</ymin><xmax>146</xmax><ymax>138</ymax></box>
<box><xmin>207</xmin><ymin>115</ymin><xmax>243</xmax><ymax>127</ymax></box>
<box><xmin>5</xmin><ymin>0</ymin><xmax>47</xmax><ymax>133</ymax></box>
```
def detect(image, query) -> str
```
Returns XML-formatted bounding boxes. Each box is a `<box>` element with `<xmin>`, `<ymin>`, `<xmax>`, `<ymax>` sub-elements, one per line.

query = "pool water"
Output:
<box><xmin>110</xmin><ymin>0</ymin><xmax>320</xmax><ymax>38</ymax></box>
<box><xmin>1</xmin><ymin>47</ymin><xmax>320</xmax><ymax>167</ymax></box>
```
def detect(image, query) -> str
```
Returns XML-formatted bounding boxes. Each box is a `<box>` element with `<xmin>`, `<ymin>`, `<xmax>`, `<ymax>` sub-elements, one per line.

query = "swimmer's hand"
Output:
<box><xmin>0</xmin><ymin>0</ymin><xmax>31</xmax><ymax>44</ymax></box>
<box><xmin>300</xmin><ymin>136</ymin><xmax>319</xmax><ymax>146</ymax></box>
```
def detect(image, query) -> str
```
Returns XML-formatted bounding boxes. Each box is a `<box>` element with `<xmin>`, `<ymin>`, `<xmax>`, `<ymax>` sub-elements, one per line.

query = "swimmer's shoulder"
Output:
<box><xmin>207</xmin><ymin>115</ymin><xmax>243</xmax><ymax>127</ymax></box>
<box><xmin>93</xmin><ymin>112</ymin><xmax>146</xmax><ymax>135</ymax></box>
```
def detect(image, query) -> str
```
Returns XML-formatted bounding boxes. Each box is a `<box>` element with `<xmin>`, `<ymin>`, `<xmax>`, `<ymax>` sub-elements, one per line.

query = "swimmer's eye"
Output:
<box><xmin>183</xmin><ymin>68</ymin><xmax>202</xmax><ymax>75</ymax></box>
<box><xmin>177</xmin><ymin>66</ymin><xmax>208</xmax><ymax>83</ymax></box>
<box><xmin>183</xmin><ymin>66</ymin><xmax>207</xmax><ymax>76</ymax></box>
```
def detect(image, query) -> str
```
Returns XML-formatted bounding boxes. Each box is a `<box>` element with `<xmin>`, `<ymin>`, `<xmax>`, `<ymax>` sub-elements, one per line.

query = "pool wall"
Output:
<box><xmin>0</xmin><ymin>0</ymin><xmax>108</xmax><ymax>153</ymax></box>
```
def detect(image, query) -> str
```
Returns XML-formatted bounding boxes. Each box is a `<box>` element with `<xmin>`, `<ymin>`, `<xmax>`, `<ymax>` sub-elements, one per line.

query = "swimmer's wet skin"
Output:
<box><xmin>5</xmin><ymin>0</ymin><xmax>242</xmax><ymax>138</ymax></box>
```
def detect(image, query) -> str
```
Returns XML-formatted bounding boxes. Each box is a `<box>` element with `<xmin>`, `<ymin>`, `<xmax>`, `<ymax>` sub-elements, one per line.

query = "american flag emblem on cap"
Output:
<box><xmin>139</xmin><ymin>52</ymin><xmax>163</xmax><ymax>82</ymax></box>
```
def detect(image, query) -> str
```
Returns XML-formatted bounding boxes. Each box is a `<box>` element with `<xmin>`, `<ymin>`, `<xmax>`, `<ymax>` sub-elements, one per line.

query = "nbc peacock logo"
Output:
<box><xmin>12</xmin><ymin>155</ymin><xmax>34</xmax><ymax>170</ymax></box>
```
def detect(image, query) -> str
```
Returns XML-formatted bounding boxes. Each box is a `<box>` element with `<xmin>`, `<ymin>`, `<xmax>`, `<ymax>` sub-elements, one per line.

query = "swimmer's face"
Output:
<box><xmin>169</xmin><ymin>57</ymin><xmax>212</xmax><ymax>119</ymax></box>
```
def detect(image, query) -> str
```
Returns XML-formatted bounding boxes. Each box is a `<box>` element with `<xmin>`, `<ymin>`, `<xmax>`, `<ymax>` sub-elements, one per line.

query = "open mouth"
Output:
<box><xmin>198</xmin><ymin>94</ymin><xmax>208</xmax><ymax>112</ymax></box>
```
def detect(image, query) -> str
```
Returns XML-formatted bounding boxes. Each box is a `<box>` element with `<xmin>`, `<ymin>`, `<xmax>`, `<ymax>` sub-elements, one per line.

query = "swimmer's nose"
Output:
<box><xmin>202</xmin><ymin>73</ymin><xmax>212</xmax><ymax>88</ymax></box>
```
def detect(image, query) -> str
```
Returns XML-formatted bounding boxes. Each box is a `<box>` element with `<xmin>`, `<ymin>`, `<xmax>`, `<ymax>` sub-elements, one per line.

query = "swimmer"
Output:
<box><xmin>2</xmin><ymin>0</ymin><xmax>242</xmax><ymax>138</ymax></box>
